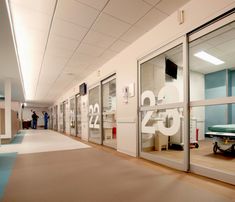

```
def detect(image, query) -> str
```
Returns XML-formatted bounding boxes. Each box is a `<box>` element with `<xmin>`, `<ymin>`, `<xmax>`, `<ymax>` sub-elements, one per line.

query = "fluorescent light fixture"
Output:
<box><xmin>194</xmin><ymin>51</ymin><xmax>224</xmax><ymax>65</ymax></box>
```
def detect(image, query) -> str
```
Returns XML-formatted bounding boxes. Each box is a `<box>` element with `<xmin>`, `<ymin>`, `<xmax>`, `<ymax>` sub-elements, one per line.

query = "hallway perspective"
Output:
<box><xmin>1</xmin><ymin>130</ymin><xmax>235</xmax><ymax>202</ymax></box>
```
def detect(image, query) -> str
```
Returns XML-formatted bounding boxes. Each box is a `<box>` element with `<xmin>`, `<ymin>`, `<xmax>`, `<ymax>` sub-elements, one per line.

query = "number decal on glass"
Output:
<box><xmin>89</xmin><ymin>105</ymin><xmax>94</xmax><ymax>128</ymax></box>
<box><xmin>141</xmin><ymin>85</ymin><xmax>181</xmax><ymax>136</ymax></box>
<box><xmin>93</xmin><ymin>103</ymin><xmax>100</xmax><ymax>129</ymax></box>
<box><xmin>141</xmin><ymin>91</ymin><xmax>155</xmax><ymax>134</ymax></box>
<box><xmin>89</xmin><ymin>103</ymin><xmax>100</xmax><ymax>129</ymax></box>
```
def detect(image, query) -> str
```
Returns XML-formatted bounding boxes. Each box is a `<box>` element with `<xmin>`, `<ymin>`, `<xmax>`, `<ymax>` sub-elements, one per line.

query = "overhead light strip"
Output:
<box><xmin>5</xmin><ymin>0</ymin><xmax>26</xmax><ymax>101</ymax></box>
<box><xmin>194</xmin><ymin>51</ymin><xmax>224</xmax><ymax>65</ymax></box>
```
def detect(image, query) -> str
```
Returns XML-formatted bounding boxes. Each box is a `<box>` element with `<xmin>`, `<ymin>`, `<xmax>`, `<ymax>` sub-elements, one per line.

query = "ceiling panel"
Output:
<box><xmin>143</xmin><ymin>0</ymin><xmax>161</xmax><ymax>6</ymax></box>
<box><xmin>64</xmin><ymin>64</ymin><xmax>89</xmax><ymax>74</ymax></box>
<box><xmin>38</xmin><ymin>70</ymin><xmax>59</xmax><ymax>86</ymax></box>
<box><xmin>121</xmin><ymin>25</ymin><xmax>147</xmax><ymax>43</ymax></box>
<box><xmin>56</xmin><ymin>0</ymin><xmax>99</xmax><ymax>28</ymax></box>
<box><xmin>45</xmin><ymin>74</ymin><xmax>75</xmax><ymax>95</ymax></box>
<box><xmin>206</xmin><ymin>28</ymin><xmax>235</xmax><ymax>47</ymax></box>
<box><xmin>67</xmin><ymin>59</ymin><xmax>91</xmax><ymax>68</ymax></box>
<box><xmin>100</xmin><ymin>49</ymin><xmax>118</xmax><ymax>62</ymax></box>
<box><xmin>84</xmin><ymin>30</ymin><xmax>117</xmax><ymax>49</ymax></box>
<box><xmin>68</xmin><ymin>52</ymin><xmax>95</xmax><ymax>66</ymax></box>
<box><xmin>134</xmin><ymin>8</ymin><xmax>168</xmax><ymax>32</ymax></box>
<box><xmin>216</xmin><ymin>38</ymin><xmax>235</xmax><ymax>54</ymax></box>
<box><xmin>46</xmin><ymin>47</ymin><xmax>74</xmax><ymax>58</ymax></box>
<box><xmin>42</xmin><ymin>55</ymin><xmax>69</xmax><ymax>73</ymax></box>
<box><xmin>110</xmin><ymin>40</ymin><xmax>130</xmax><ymax>52</ymax></box>
<box><xmin>51</xmin><ymin>18</ymin><xmax>88</xmax><ymax>41</ymax></box>
<box><xmin>155</xmin><ymin>0</ymin><xmax>189</xmax><ymax>15</ymax></box>
<box><xmin>92</xmin><ymin>13</ymin><xmax>131</xmax><ymax>38</ymax></box>
<box><xmin>47</xmin><ymin>35</ymin><xmax>79</xmax><ymax>51</ymax></box>
<box><xmin>103</xmin><ymin>0</ymin><xmax>151</xmax><ymax>24</ymax></box>
<box><xmin>77</xmin><ymin>42</ymin><xmax>105</xmax><ymax>57</ymax></box>
<box><xmin>75</xmin><ymin>0</ymin><xmax>109</xmax><ymax>11</ymax></box>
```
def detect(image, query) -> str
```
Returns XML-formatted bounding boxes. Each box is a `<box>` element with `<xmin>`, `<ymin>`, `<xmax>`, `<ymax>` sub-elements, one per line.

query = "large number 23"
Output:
<box><xmin>141</xmin><ymin>87</ymin><xmax>180</xmax><ymax>136</ymax></box>
<box><xmin>141</xmin><ymin>91</ymin><xmax>155</xmax><ymax>134</ymax></box>
<box><xmin>89</xmin><ymin>104</ymin><xmax>100</xmax><ymax>129</ymax></box>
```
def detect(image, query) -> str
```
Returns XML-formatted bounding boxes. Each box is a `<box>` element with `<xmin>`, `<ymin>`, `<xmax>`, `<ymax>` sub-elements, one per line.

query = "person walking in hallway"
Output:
<box><xmin>32</xmin><ymin>111</ymin><xmax>39</xmax><ymax>129</ymax></box>
<box><xmin>42</xmin><ymin>111</ymin><xmax>49</xmax><ymax>129</ymax></box>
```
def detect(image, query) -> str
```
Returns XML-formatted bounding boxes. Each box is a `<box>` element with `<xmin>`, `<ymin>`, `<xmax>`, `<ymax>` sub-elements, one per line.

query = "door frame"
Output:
<box><xmin>188</xmin><ymin>12</ymin><xmax>235</xmax><ymax>185</ymax></box>
<box><xmin>88</xmin><ymin>83</ymin><xmax>102</xmax><ymax>144</ymax></box>
<box><xmin>101</xmin><ymin>73</ymin><xmax>117</xmax><ymax>149</ymax></box>
<box><xmin>75</xmin><ymin>93</ymin><xmax>81</xmax><ymax>137</ymax></box>
<box><xmin>137</xmin><ymin>35</ymin><xmax>189</xmax><ymax>171</ymax></box>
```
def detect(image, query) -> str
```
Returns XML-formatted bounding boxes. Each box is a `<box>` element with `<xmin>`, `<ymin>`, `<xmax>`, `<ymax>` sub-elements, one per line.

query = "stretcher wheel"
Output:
<box><xmin>195</xmin><ymin>143</ymin><xmax>199</xmax><ymax>148</ymax></box>
<box><xmin>213</xmin><ymin>142</ymin><xmax>218</xmax><ymax>154</ymax></box>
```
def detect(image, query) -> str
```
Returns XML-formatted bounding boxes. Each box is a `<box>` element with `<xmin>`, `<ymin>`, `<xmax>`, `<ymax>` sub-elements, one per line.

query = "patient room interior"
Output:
<box><xmin>140</xmin><ymin>21</ymin><xmax>235</xmax><ymax>174</ymax></box>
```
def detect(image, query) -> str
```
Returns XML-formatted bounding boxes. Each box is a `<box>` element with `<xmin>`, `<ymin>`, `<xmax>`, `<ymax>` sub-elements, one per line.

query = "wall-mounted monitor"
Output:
<box><xmin>165</xmin><ymin>59</ymin><xmax>178</xmax><ymax>79</ymax></box>
<box><xmin>79</xmin><ymin>83</ymin><xmax>87</xmax><ymax>96</ymax></box>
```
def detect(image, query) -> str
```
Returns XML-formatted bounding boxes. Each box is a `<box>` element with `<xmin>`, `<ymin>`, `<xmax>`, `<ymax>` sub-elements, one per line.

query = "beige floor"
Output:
<box><xmin>2</xmin><ymin>147</ymin><xmax>235</xmax><ymax>202</ymax></box>
<box><xmin>148</xmin><ymin>138</ymin><xmax>235</xmax><ymax>174</ymax></box>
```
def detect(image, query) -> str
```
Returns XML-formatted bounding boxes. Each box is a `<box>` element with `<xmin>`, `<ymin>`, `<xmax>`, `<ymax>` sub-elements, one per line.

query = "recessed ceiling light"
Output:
<box><xmin>194</xmin><ymin>51</ymin><xmax>224</xmax><ymax>65</ymax></box>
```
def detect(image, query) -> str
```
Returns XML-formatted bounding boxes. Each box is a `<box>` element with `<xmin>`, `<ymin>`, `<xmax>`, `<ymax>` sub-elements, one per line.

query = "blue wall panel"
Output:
<box><xmin>205</xmin><ymin>70</ymin><xmax>227</xmax><ymax>132</ymax></box>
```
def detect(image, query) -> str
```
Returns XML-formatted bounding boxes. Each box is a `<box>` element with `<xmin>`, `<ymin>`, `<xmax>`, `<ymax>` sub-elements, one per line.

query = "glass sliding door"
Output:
<box><xmin>189</xmin><ymin>15</ymin><xmax>235</xmax><ymax>184</ymax></box>
<box><xmin>138</xmin><ymin>37</ymin><xmax>187</xmax><ymax>170</ymax></box>
<box><xmin>102</xmin><ymin>75</ymin><xmax>117</xmax><ymax>149</ymax></box>
<box><xmin>88</xmin><ymin>85</ymin><xmax>101</xmax><ymax>144</ymax></box>
<box><xmin>49</xmin><ymin>107</ymin><xmax>53</xmax><ymax>129</ymax></box>
<box><xmin>62</xmin><ymin>100</ymin><xmax>68</xmax><ymax>134</ymax></box>
<box><xmin>70</xmin><ymin>97</ymin><xmax>76</xmax><ymax>136</ymax></box>
<box><xmin>53</xmin><ymin>105</ymin><xmax>58</xmax><ymax>131</ymax></box>
<box><xmin>59</xmin><ymin>103</ymin><xmax>63</xmax><ymax>133</ymax></box>
<box><xmin>75</xmin><ymin>94</ymin><xmax>82</xmax><ymax>137</ymax></box>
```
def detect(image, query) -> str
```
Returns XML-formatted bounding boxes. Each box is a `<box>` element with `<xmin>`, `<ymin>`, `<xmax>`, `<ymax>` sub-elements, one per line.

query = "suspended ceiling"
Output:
<box><xmin>9</xmin><ymin>0</ymin><xmax>189</xmax><ymax>104</ymax></box>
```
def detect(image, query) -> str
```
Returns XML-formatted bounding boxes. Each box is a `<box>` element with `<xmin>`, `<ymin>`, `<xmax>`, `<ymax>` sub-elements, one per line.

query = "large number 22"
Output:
<box><xmin>89</xmin><ymin>104</ymin><xmax>100</xmax><ymax>129</ymax></box>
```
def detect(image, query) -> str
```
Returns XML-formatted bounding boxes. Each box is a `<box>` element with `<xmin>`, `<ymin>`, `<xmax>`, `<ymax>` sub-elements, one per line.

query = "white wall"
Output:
<box><xmin>53</xmin><ymin>0</ymin><xmax>235</xmax><ymax>157</ymax></box>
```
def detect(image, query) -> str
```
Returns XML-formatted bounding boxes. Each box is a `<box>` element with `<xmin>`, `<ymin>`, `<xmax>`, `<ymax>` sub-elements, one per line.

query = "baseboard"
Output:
<box><xmin>117</xmin><ymin>148</ymin><xmax>137</xmax><ymax>157</ymax></box>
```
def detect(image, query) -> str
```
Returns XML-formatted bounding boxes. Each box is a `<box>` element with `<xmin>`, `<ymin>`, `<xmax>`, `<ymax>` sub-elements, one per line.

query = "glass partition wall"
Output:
<box><xmin>53</xmin><ymin>105</ymin><xmax>58</xmax><ymax>131</ymax></box>
<box><xmin>102</xmin><ymin>76</ymin><xmax>117</xmax><ymax>149</ymax></box>
<box><xmin>76</xmin><ymin>94</ymin><xmax>82</xmax><ymax>137</ymax></box>
<box><xmin>59</xmin><ymin>103</ymin><xmax>63</xmax><ymax>133</ymax></box>
<box><xmin>138</xmin><ymin>13</ymin><xmax>235</xmax><ymax>184</ymax></box>
<box><xmin>139</xmin><ymin>37</ymin><xmax>187</xmax><ymax>170</ymax></box>
<box><xmin>188</xmin><ymin>17</ymin><xmax>235</xmax><ymax>184</ymax></box>
<box><xmin>70</xmin><ymin>97</ymin><xmax>76</xmax><ymax>136</ymax></box>
<box><xmin>48</xmin><ymin>107</ymin><xmax>53</xmax><ymax>130</ymax></box>
<box><xmin>88</xmin><ymin>85</ymin><xmax>101</xmax><ymax>144</ymax></box>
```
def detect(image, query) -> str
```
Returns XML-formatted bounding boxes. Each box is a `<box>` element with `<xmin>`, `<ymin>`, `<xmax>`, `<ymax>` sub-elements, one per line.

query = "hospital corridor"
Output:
<box><xmin>0</xmin><ymin>0</ymin><xmax>235</xmax><ymax>201</ymax></box>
